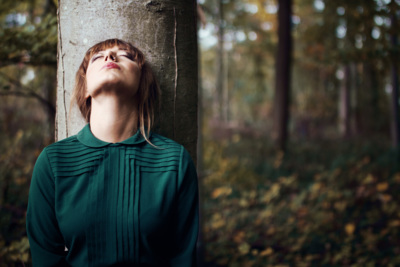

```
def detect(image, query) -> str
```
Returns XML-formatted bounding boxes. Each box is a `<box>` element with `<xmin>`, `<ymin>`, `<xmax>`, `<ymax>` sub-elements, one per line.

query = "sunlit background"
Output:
<box><xmin>1</xmin><ymin>0</ymin><xmax>400</xmax><ymax>266</ymax></box>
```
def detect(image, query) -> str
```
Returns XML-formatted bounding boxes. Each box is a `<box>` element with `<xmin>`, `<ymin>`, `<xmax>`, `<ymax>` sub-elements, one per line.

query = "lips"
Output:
<box><xmin>101</xmin><ymin>62</ymin><xmax>120</xmax><ymax>70</ymax></box>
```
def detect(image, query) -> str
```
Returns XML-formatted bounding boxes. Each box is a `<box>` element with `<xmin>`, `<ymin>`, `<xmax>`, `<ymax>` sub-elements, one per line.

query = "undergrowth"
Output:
<box><xmin>202</xmin><ymin>136</ymin><xmax>400</xmax><ymax>266</ymax></box>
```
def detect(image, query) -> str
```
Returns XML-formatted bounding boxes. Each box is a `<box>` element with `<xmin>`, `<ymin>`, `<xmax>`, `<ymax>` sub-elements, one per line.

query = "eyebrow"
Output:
<box><xmin>95</xmin><ymin>48</ymin><xmax>128</xmax><ymax>53</ymax></box>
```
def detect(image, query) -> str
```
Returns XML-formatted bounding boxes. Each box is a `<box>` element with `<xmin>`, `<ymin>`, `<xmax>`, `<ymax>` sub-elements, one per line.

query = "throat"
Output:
<box><xmin>89</xmin><ymin>97</ymin><xmax>139</xmax><ymax>143</ymax></box>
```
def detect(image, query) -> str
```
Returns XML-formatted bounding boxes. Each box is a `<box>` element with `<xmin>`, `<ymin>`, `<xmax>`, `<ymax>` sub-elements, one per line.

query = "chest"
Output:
<box><xmin>53</xmin><ymin>146</ymin><xmax>179</xmax><ymax>248</ymax></box>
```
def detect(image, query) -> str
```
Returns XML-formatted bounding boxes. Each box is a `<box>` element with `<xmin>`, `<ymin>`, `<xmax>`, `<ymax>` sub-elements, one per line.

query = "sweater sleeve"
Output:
<box><xmin>169</xmin><ymin>147</ymin><xmax>199</xmax><ymax>267</ymax></box>
<box><xmin>26</xmin><ymin>148</ymin><xmax>69</xmax><ymax>267</ymax></box>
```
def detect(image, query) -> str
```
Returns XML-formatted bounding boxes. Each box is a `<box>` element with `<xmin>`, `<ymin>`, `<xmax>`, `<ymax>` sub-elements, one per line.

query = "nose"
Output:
<box><xmin>105</xmin><ymin>52</ymin><xmax>116</xmax><ymax>62</ymax></box>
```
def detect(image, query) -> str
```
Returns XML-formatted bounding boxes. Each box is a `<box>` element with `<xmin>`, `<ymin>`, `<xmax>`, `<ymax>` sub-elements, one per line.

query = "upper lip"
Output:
<box><xmin>101</xmin><ymin>62</ymin><xmax>120</xmax><ymax>70</ymax></box>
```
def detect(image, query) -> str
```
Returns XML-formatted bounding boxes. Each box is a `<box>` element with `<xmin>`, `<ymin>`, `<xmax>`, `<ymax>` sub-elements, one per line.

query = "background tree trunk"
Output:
<box><xmin>339</xmin><ymin>65</ymin><xmax>351</xmax><ymax>138</ymax></box>
<box><xmin>57</xmin><ymin>0</ymin><xmax>198</xmax><ymax>161</ymax></box>
<box><xmin>215</xmin><ymin>0</ymin><xmax>225</xmax><ymax>121</ymax></box>
<box><xmin>390</xmin><ymin>12</ymin><xmax>400</xmax><ymax>149</ymax></box>
<box><xmin>273</xmin><ymin>0</ymin><xmax>292</xmax><ymax>151</ymax></box>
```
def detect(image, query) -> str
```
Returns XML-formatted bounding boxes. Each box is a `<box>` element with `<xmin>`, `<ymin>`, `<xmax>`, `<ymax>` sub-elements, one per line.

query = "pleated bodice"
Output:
<box><xmin>27</xmin><ymin>125</ymin><xmax>199</xmax><ymax>267</ymax></box>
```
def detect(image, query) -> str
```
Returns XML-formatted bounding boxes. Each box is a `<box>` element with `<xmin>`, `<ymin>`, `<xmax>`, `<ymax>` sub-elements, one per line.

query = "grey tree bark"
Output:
<box><xmin>57</xmin><ymin>0</ymin><xmax>198</xmax><ymax>161</ymax></box>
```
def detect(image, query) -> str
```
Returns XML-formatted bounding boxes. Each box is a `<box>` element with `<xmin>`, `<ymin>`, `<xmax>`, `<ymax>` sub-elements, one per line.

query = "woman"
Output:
<box><xmin>26</xmin><ymin>39</ymin><xmax>199</xmax><ymax>267</ymax></box>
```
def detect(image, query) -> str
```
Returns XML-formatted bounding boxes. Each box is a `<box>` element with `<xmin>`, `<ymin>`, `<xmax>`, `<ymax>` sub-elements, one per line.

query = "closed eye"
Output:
<box><xmin>122</xmin><ymin>53</ymin><xmax>134</xmax><ymax>60</ymax></box>
<box><xmin>91</xmin><ymin>55</ymin><xmax>103</xmax><ymax>62</ymax></box>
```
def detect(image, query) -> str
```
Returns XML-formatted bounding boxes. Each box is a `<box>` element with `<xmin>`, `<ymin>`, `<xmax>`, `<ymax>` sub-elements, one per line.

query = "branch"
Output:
<box><xmin>0</xmin><ymin>72</ymin><xmax>56</xmax><ymax>116</ymax></box>
<box><xmin>0</xmin><ymin>59</ymin><xmax>57</xmax><ymax>68</ymax></box>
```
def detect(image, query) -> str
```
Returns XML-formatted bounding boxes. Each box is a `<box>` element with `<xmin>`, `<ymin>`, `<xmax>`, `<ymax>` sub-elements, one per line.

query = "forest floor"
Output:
<box><xmin>201</xmin><ymin>135</ymin><xmax>400</xmax><ymax>267</ymax></box>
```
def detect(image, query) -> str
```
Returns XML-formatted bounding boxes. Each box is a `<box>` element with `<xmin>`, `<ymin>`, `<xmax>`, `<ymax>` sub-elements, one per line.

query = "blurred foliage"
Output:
<box><xmin>0</xmin><ymin>91</ymin><xmax>54</xmax><ymax>266</ymax></box>
<box><xmin>0</xmin><ymin>0</ymin><xmax>57</xmax><ymax>67</ymax></box>
<box><xmin>0</xmin><ymin>0</ymin><xmax>57</xmax><ymax>266</ymax></box>
<box><xmin>199</xmin><ymin>0</ymin><xmax>400</xmax><ymax>137</ymax></box>
<box><xmin>0</xmin><ymin>237</ymin><xmax>30</xmax><ymax>267</ymax></box>
<box><xmin>202</xmin><ymin>134</ymin><xmax>400</xmax><ymax>266</ymax></box>
<box><xmin>198</xmin><ymin>3</ymin><xmax>400</xmax><ymax>263</ymax></box>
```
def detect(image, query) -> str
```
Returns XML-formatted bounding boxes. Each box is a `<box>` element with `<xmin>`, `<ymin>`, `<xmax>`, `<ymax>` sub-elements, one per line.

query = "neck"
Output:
<box><xmin>89</xmin><ymin>95</ymin><xmax>138</xmax><ymax>143</ymax></box>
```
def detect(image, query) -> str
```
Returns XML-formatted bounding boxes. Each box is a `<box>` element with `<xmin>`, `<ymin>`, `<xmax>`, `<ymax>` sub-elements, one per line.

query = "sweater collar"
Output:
<box><xmin>77</xmin><ymin>124</ymin><xmax>149</xmax><ymax>147</ymax></box>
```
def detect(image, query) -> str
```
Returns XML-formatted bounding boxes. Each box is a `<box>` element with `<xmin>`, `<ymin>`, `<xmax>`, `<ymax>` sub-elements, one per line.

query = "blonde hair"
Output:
<box><xmin>71</xmin><ymin>39</ymin><xmax>160</xmax><ymax>142</ymax></box>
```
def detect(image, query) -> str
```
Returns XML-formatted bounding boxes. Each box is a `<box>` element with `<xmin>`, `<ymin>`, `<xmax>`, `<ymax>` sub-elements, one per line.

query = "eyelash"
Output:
<box><xmin>91</xmin><ymin>54</ymin><xmax>134</xmax><ymax>62</ymax></box>
<box><xmin>91</xmin><ymin>55</ymin><xmax>102</xmax><ymax>62</ymax></box>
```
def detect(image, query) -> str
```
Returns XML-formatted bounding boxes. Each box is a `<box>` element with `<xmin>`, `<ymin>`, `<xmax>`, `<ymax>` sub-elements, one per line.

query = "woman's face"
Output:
<box><xmin>85</xmin><ymin>45</ymin><xmax>141</xmax><ymax>99</ymax></box>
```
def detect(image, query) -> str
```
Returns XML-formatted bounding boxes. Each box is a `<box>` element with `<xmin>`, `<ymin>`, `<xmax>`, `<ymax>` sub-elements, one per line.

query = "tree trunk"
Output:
<box><xmin>57</xmin><ymin>0</ymin><xmax>198</xmax><ymax>161</ymax></box>
<box><xmin>390</xmin><ymin>62</ymin><xmax>399</xmax><ymax>148</ymax></box>
<box><xmin>273</xmin><ymin>0</ymin><xmax>292</xmax><ymax>151</ymax></box>
<box><xmin>252</xmin><ymin>52</ymin><xmax>265</xmax><ymax>121</ymax></box>
<box><xmin>339</xmin><ymin>65</ymin><xmax>351</xmax><ymax>138</ymax></box>
<box><xmin>390</xmin><ymin>14</ymin><xmax>400</xmax><ymax>148</ymax></box>
<box><xmin>350</xmin><ymin>63</ymin><xmax>359</xmax><ymax>136</ymax></box>
<box><xmin>223</xmin><ymin>49</ymin><xmax>230</xmax><ymax>122</ymax></box>
<box><xmin>42</xmin><ymin>66</ymin><xmax>56</xmax><ymax>141</ymax></box>
<box><xmin>196</xmin><ymin>10</ymin><xmax>205</xmax><ymax>266</ymax></box>
<box><xmin>215</xmin><ymin>0</ymin><xmax>224</xmax><ymax>121</ymax></box>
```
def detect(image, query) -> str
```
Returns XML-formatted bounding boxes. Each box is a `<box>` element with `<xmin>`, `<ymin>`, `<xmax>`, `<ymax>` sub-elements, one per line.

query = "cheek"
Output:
<box><xmin>85</xmin><ymin>70</ymin><xmax>96</xmax><ymax>92</ymax></box>
<box><xmin>84</xmin><ymin>81</ymin><xmax>90</xmax><ymax>98</ymax></box>
<box><xmin>132</xmin><ymin>69</ymin><xmax>141</xmax><ymax>86</ymax></box>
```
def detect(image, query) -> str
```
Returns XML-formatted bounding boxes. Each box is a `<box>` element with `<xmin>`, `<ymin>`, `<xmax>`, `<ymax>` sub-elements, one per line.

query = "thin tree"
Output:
<box><xmin>390</xmin><ymin>10</ymin><xmax>400</xmax><ymax>149</ymax></box>
<box><xmin>339</xmin><ymin>65</ymin><xmax>351</xmax><ymax>138</ymax></box>
<box><xmin>215</xmin><ymin>0</ymin><xmax>225</xmax><ymax>121</ymax></box>
<box><xmin>273</xmin><ymin>0</ymin><xmax>292</xmax><ymax>151</ymax></box>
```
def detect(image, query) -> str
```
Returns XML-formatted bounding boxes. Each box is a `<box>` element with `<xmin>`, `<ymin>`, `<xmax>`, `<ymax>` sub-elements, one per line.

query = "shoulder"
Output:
<box><xmin>36</xmin><ymin>135</ymin><xmax>80</xmax><ymax>163</ymax></box>
<box><xmin>31</xmin><ymin>136</ymin><xmax>80</xmax><ymax>181</ymax></box>
<box><xmin>149</xmin><ymin>133</ymin><xmax>183</xmax><ymax>149</ymax></box>
<box><xmin>42</xmin><ymin>135</ymin><xmax>85</xmax><ymax>162</ymax></box>
<box><xmin>149</xmin><ymin>133</ymin><xmax>196</xmax><ymax>173</ymax></box>
<box><xmin>38</xmin><ymin>135</ymin><xmax>103</xmax><ymax>177</ymax></box>
<box><xmin>145</xmin><ymin>133</ymin><xmax>186</xmax><ymax>157</ymax></box>
<box><xmin>134</xmin><ymin>133</ymin><xmax>195</xmax><ymax>172</ymax></box>
<box><xmin>147</xmin><ymin>133</ymin><xmax>194</xmax><ymax>161</ymax></box>
<box><xmin>45</xmin><ymin>135</ymin><xmax>81</xmax><ymax>151</ymax></box>
<box><xmin>44</xmin><ymin>134</ymin><xmax>99</xmax><ymax>159</ymax></box>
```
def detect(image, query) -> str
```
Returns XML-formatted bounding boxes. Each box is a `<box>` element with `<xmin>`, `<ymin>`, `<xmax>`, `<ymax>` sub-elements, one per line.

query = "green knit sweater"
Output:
<box><xmin>26</xmin><ymin>124</ymin><xmax>199</xmax><ymax>267</ymax></box>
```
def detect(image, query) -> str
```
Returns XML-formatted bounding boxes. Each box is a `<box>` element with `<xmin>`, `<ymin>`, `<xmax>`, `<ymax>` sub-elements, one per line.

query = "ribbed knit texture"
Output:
<box><xmin>27</xmin><ymin>124</ymin><xmax>199</xmax><ymax>267</ymax></box>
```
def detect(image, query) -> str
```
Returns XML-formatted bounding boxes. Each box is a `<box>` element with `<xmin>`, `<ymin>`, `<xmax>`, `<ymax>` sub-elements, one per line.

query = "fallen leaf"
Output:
<box><xmin>389</xmin><ymin>220</ymin><xmax>400</xmax><ymax>227</ymax></box>
<box><xmin>376</xmin><ymin>182</ymin><xmax>388</xmax><ymax>192</ymax></box>
<box><xmin>363</xmin><ymin>174</ymin><xmax>375</xmax><ymax>184</ymax></box>
<box><xmin>345</xmin><ymin>223</ymin><xmax>355</xmax><ymax>235</ymax></box>
<box><xmin>211</xmin><ymin>186</ymin><xmax>232</xmax><ymax>199</ymax></box>
<box><xmin>233</xmin><ymin>231</ymin><xmax>245</xmax><ymax>243</ymax></box>
<box><xmin>260</xmin><ymin>247</ymin><xmax>274</xmax><ymax>256</ymax></box>
<box><xmin>238</xmin><ymin>242</ymin><xmax>251</xmax><ymax>255</ymax></box>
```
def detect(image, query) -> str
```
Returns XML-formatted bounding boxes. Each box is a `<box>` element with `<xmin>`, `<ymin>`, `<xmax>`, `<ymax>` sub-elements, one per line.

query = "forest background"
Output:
<box><xmin>1</xmin><ymin>0</ymin><xmax>400</xmax><ymax>266</ymax></box>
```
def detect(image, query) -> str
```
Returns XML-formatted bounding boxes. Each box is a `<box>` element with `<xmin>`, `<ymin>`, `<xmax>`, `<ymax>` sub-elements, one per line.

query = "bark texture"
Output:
<box><xmin>57</xmin><ymin>0</ymin><xmax>198</xmax><ymax>161</ymax></box>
